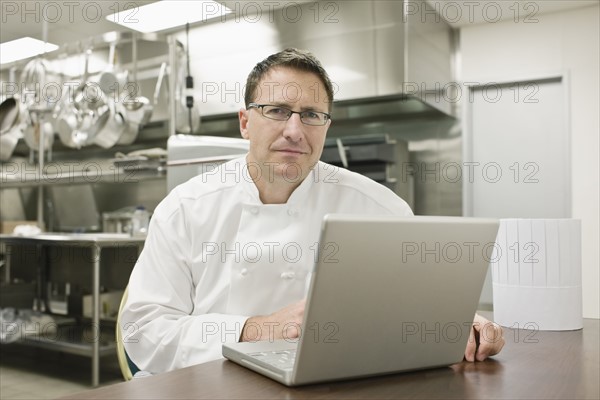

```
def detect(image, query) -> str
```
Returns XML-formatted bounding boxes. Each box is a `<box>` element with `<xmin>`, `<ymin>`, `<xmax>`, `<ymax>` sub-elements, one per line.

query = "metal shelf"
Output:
<box><xmin>1</xmin><ymin>31</ymin><xmax>182</xmax><ymax>70</ymax></box>
<box><xmin>0</xmin><ymin>234</ymin><xmax>143</xmax><ymax>387</ymax></box>
<box><xmin>3</xmin><ymin>316</ymin><xmax>116</xmax><ymax>358</ymax></box>
<box><xmin>1</xmin><ymin>31</ymin><xmax>182</xmax><ymax>230</ymax></box>
<box><xmin>0</xmin><ymin>165</ymin><xmax>165</xmax><ymax>189</ymax></box>
<box><xmin>22</xmin><ymin>330</ymin><xmax>116</xmax><ymax>358</ymax></box>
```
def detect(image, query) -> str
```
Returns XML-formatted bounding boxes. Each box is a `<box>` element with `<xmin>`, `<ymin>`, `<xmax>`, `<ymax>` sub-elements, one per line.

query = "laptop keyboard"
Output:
<box><xmin>248</xmin><ymin>349</ymin><xmax>297</xmax><ymax>371</ymax></box>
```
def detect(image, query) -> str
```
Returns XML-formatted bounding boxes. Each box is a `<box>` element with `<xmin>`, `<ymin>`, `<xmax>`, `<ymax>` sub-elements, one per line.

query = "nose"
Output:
<box><xmin>282</xmin><ymin>113</ymin><xmax>304</xmax><ymax>143</ymax></box>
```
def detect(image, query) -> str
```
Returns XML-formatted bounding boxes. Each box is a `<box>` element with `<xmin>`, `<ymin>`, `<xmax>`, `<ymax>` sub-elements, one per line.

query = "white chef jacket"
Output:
<box><xmin>122</xmin><ymin>156</ymin><xmax>412</xmax><ymax>373</ymax></box>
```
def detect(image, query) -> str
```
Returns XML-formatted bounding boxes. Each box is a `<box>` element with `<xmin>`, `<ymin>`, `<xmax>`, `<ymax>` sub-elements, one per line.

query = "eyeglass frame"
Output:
<box><xmin>247</xmin><ymin>103</ymin><xmax>332</xmax><ymax>126</ymax></box>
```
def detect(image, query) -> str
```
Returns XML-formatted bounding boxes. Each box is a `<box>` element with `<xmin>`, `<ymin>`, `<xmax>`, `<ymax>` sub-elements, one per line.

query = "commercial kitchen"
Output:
<box><xmin>0</xmin><ymin>1</ymin><xmax>598</xmax><ymax>399</ymax></box>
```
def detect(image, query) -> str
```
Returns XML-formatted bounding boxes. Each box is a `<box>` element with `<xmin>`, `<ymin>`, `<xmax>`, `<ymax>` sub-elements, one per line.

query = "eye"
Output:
<box><xmin>303</xmin><ymin>111</ymin><xmax>319</xmax><ymax>119</ymax></box>
<box><xmin>265</xmin><ymin>107</ymin><xmax>287</xmax><ymax>116</ymax></box>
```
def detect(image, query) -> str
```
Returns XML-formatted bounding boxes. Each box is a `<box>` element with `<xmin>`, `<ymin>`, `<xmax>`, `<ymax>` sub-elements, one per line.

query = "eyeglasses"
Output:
<box><xmin>248</xmin><ymin>103</ymin><xmax>331</xmax><ymax>126</ymax></box>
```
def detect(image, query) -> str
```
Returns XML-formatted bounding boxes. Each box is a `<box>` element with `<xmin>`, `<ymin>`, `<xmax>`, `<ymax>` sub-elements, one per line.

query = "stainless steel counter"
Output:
<box><xmin>0</xmin><ymin>233</ymin><xmax>145</xmax><ymax>387</ymax></box>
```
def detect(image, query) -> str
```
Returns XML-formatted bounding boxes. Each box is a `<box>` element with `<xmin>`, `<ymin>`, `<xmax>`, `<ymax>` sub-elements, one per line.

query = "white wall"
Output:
<box><xmin>459</xmin><ymin>4</ymin><xmax>599</xmax><ymax>318</ymax></box>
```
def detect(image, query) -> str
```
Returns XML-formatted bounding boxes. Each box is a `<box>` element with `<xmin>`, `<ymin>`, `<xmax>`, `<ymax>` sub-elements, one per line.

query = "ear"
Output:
<box><xmin>239</xmin><ymin>108</ymin><xmax>250</xmax><ymax>139</ymax></box>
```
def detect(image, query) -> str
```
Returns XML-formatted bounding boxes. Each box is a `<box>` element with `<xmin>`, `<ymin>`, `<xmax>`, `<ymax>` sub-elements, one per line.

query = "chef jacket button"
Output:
<box><xmin>240</xmin><ymin>268</ymin><xmax>248</xmax><ymax>276</ymax></box>
<box><xmin>280</xmin><ymin>271</ymin><xmax>295</xmax><ymax>280</ymax></box>
<box><xmin>287</xmin><ymin>209</ymin><xmax>298</xmax><ymax>217</ymax></box>
<box><xmin>250</xmin><ymin>207</ymin><xmax>259</xmax><ymax>215</ymax></box>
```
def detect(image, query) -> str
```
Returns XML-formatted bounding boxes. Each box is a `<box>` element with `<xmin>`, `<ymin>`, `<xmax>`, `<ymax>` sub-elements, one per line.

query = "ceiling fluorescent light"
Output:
<box><xmin>325</xmin><ymin>66</ymin><xmax>367</xmax><ymax>83</ymax></box>
<box><xmin>0</xmin><ymin>37</ymin><xmax>59</xmax><ymax>65</ymax></box>
<box><xmin>106</xmin><ymin>0</ymin><xmax>232</xmax><ymax>33</ymax></box>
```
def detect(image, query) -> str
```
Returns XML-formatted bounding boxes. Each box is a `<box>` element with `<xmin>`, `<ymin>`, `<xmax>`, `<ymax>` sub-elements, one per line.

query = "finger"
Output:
<box><xmin>478</xmin><ymin>336</ymin><xmax>505</xmax><ymax>361</ymax></box>
<box><xmin>476</xmin><ymin>338</ymin><xmax>500</xmax><ymax>361</ymax></box>
<box><xmin>476</xmin><ymin>324</ymin><xmax>504</xmax><ymax>361</ymax></box>
<box><xmin>475</xmin><ymin>340</ymin><xmax>491</xmax><ymax>361</ymax></box>
<box><xmin>283</xmin><ymin>323</ymin><xmax>302</xmax><ymax>340</ymax></box>
<box><xmin>476</xmin><ymin>322</ymin><xmax>495</xmax><ymax>360</ymax></box>
<box><xmin>464</xmin><ymin>323</ymin><xmax>476</xmax><ymax>362</ymax></box>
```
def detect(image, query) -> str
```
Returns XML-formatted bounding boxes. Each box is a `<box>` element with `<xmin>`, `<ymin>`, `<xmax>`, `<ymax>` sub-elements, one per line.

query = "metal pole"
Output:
<box><xmin>3</xmin><ymin>245</ymin><xmax>10</xmax><ymax>283</ymax></box>
<box><xmin>91</xmin><ymin>244</ymin><xmax>100</xmax><ymax>387</ymax></box>
<box><xmin>37</xmin><ymin>116</ymin><xmax>44</xmax><ymax>230</ymax></box>
<box><xmin>35</xmin><ymin>244</ymin><xmax>45</xmax><ymax>312</ymax></box>
<box><xmin>37</xmin><ymin>17</ymin><xmax>49</xmax><ymax>231</ymax></box>
<box><xmin>168</xmin><ymin>36</ymin><xmax>177</xmax><ymax>137</ymax></box>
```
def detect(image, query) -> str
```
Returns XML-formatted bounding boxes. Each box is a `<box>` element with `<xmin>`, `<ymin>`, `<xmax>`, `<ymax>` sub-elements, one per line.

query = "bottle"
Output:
<box><xmin>130</xmin><ymin>206</ymin><xmax>150</xmax><ymax>237</ymax></box>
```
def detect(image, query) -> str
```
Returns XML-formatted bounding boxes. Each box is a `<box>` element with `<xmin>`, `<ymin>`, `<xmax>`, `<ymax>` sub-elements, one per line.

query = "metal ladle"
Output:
<box><xmin>118</xmin><ymin>62</ymin><xmax>167</xmax><ymax>146</ymax></box>
<box><xmin>122</xmin><ymin>34</ymin><xmax>153</xmax><ymax>126</ymax></box>
<box><xmin>98</xmin><ymin>43</ymin><xmax>119</xmax><ymax>95</ymax></box>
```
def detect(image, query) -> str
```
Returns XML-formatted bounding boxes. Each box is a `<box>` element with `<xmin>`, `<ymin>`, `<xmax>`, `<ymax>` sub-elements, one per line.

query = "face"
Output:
<box><xmin>239</xmin><ymin>66</ymin><xmax>331</xmax><ymax>184</ymax></box>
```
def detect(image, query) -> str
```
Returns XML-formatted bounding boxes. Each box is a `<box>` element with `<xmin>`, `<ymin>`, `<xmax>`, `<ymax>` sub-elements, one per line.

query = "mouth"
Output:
<box><xmin>274</xmin><ymin>148</ymin><xmax>306</xmax><ymax>155</ymax></box>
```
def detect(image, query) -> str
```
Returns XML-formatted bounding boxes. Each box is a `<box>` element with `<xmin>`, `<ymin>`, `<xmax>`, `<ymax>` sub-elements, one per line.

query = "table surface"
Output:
<box><xmin>0</xmin><ymin>233</ymin><xmax>145</xmax><ymax>245</ymax></box>
<box><xmin>61</xmin><ymin>318</ymin><xmax>599</xmax><ymax>400</ymax></box>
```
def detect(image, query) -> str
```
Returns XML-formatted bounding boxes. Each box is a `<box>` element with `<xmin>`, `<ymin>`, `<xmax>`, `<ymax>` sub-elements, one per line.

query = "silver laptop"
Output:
<box><xmin>223</xmin><ymin>215</ymin><xmax>499</xmax><ymax>386</ymax></box>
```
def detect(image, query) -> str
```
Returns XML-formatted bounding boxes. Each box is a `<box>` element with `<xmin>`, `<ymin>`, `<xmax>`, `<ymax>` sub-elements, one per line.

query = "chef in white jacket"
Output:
<box><xmin>122</xmin><ymin>48</ymin><xmax>504</xmax><ymax>374</ymax></box>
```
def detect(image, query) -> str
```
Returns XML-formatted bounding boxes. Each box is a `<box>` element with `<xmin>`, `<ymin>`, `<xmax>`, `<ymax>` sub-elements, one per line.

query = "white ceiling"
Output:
<box><xmin>0</xmin><ymin>0</ymin><xmax>596</xmax><ymax>47</ymax></box>
<box><xmin>0</xmin><ymin>0</ymin><xmax>317</xmax><ymax>47</ymax></box>
<box><xmin>0</xmin><ymin>1</ymin><xmax>156</xmax><ymax>45</ymax></box>
<box><xmin>426</xmin><ymin>0</ymin><xmax>598</xmax><ymax>27</ymax></box>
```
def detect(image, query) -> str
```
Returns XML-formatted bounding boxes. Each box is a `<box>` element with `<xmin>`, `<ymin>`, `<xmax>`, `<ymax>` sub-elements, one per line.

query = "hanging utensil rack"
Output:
<box><xmin>0</xmin><ymin>31</ymin><xmax>184</xmax><ymax>229</ymax></box>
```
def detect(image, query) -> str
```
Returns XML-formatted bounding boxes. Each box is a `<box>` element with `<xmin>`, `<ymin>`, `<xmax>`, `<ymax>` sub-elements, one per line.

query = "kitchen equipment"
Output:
<box><xmin>102</xmin><ymin>206</ymin><xmax>139</xmax><ymax>234</ymax></box>
<box><xmin>83</xmin><ymin>290</ymin><xmax>124</xmax><ymax>320</ymax></box>
<box><xmin>20</xmin><ymin>57</ymin><xmax>50</xmax><ymax>108</ymax></box>
<box><xmin>16</xmin><ymin>58</ymin><xmax>57</xmax><ymax>153</ymax></box>
<box><xmin>175</xmin><ymin>25</ymin><xmax>200</xmax><ymax>134</ymax></box>
<box><xmin>0</xmin><ymin>97</ymin><xmax>23</xmax><ymax>135</ymax></box>
<box><xmin>72</xmin><ymin>48</ymin><xmax>108</xmax><ymax>114</ymax></box>
<box><xmin>112</xmin><ymin>147</ymin><xmax>167</xmax><ymax>172</ymax></box>
<box><xmin>74</xmin><ymin>81</ymin><xmax>106</xmax><ymax>112</ymax></box>
<box><xmin>47</xmin><ymin>184</ymin><xmax>100</xmax><ymax>232</ymax></box>
<box><xmin>117</xmin><ymin>62</ymin><xmax>167</xmax><ymax>146</ymax></box>
<box><xmin>0</xmin><ymin>94</ymin><xmax>26</xmax><ymax>161</ymax></box>
<box><xmin>78</xmin><ymin>45</ymin><xmax>116</xmax><ymax>113</ymax></box>
<box><xmin>47</xmin><ymin>282</ymin><xmax>70</xmax><ymax>315</ymax></box>
<box><xmin>122</xmin><ymin>35</ymin><xmax>153</xmax><ymax>126</ymax></box>
<box><xmin>89</xmin><ymin>43</ymin><xmax>127</xmax><ymax>148</ymax></box>
<box><xmin>56</xmin><ymin>48</ymin><xmax>87</xmax><ymax>148</ymax></box>
<box><xmin>22</xmin><ymin>110</ymin><xmax>54</xmax><ymax>152</ymax></box>
<box><xmin>98</xmin><ymin>43</ymin><xmax>119</xmax><ymax>95</ymax></box>
<box><xmin>0</xmin><ymin>188</ymin><xmax>26</xmax><ymax>221</ymax></box>
<box><xmin>92</xmin><ymin>99</ymin><xmax>126</xmax><ymax>149</ymax></box>
<box><xmin>0</xmin><ymin>69</ymin><xmax>27</xmax><ymax>160</ymax></box>
<box><xmin>42</xmin><ymin>68</ymin><xmax>65</xmax><ymax>139</ymax></box>
<box><xmin>56</xmin><ymin>107</ymin><xmax>94</xmax><ymax>149</ymax></box>
<box><xmin>174</xmin><ymin>58</ymin><xmax>200</xmax><ymax>134</ymax></box>
<box><xmin>130</xmin><ymin>206</ymin><xmax>149</xmax><ymax>237</ymax></box>
<box><xmin>117</xmin><ymin>119</ymin><xmax>140</xmax><ymax>146</ymax></box>
<box><xmin>153</xmin><ymin>62</ymin><xmax>167</xmax><ymax>110</ymax></box>
<box><xmin>56</xmin><ymin>48</ymin><xmax>98</xmax><ymax>148</ymax></box>
<box><xmin>0</xmin><ymin>129</ymin><xmax>22</xmax><ymax>161</ymax></box>
<box><xmin>166</xmin><ymin>135</ymin><xmax>249</xmax><ymax>192</ymax></box>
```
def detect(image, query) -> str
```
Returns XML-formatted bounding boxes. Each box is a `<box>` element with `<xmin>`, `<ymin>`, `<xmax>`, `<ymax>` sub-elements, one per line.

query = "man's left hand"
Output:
<box><xmin>464</xmin><ymin>313</ymin><xmax>505</xmax><ymax>362</ymax></box>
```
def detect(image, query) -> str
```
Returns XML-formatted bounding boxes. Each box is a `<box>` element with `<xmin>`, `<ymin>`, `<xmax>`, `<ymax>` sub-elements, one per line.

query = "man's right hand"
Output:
<box><xmin>240</xmin><ymin>299</ymin><xmax>306</xmax><ymax>342</ymax></box>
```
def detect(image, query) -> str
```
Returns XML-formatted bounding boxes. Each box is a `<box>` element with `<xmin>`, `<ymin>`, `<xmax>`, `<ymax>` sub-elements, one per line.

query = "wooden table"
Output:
<box><xmin>60</xmin><ymin>318</ymin><xmax>599</xmax><ymax>399</ymax></box>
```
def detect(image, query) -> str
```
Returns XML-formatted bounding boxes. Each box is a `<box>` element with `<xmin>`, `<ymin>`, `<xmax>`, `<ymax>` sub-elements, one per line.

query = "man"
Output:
<box><xmin>122</xmin><ymin>48</ymin><xmax>504</xmax><ymax>374</ymax></box>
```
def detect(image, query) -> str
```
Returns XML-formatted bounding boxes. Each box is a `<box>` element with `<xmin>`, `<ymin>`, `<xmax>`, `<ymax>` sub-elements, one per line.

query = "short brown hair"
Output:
<box><xmin>244</xmin><ymin>48</ymin><xmax>334</xmax><ymax>111</ymax></box>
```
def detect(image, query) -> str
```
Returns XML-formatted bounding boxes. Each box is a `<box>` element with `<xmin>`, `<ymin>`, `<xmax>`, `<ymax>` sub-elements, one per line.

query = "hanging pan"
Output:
<box><xmin>0</xmin><ymin>93</ymin><xmax>24</xmax><ymax>161</ymax></box>
<box><xmin>56</xmin><ymin>47</ymin><xmax>98</xmax><ymax>148</ymax></box>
